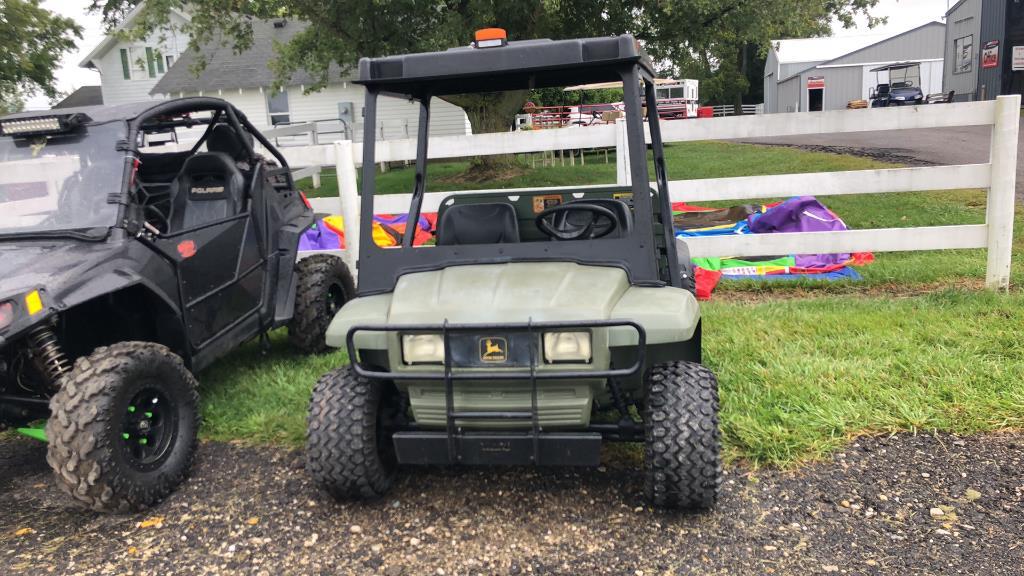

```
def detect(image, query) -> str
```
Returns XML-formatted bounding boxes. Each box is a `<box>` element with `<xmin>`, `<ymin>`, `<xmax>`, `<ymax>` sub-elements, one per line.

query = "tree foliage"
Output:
<box><xmin>0</xmin><ymin>0</ymin><xmax>82</xmax><ymax>105</ymax></box>
<box><xmin>98</xmin><ymin>0</ymin><xmax>881</xmax><ymax>119</ymax></box>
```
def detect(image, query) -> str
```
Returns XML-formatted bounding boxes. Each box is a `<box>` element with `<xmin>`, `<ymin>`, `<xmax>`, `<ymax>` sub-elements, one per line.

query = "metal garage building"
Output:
<box><xmin>943</xmin><ymin>0</ymin><xmax>1024</xmax><ymax>101</ymax></box>
<box><xmin>764</xmin><ymin>21</ymin><xmax>946</xmax><ymax>113</ymax></box>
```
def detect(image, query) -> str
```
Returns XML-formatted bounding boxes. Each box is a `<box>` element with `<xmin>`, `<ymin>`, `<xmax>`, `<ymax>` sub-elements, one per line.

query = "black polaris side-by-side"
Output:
<box><xmin>0</xmin><ymin>98</ymin><xmax>352</xmax><ymax>511</ymax></box>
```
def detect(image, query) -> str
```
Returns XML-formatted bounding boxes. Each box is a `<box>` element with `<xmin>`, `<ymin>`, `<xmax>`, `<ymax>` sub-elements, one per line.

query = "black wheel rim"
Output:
<box><xmin>121</xmin><ymin>387</ymin><xmax>177</xmax><ymax>470</ymax></box>
<box><xmin>326</xmin><ymin>283</ymin><xmax>345</xmax><ymax>316</ymax></box>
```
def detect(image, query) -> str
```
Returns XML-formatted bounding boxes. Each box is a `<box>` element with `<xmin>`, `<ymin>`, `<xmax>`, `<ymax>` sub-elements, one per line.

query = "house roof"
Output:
<box><xmin>79</xmin><ymin>4</ymin><xmax>191</xmax><ymax>69</ymax></box>
<box><xmin>52</xmin><ymin>86</ymin><xmax>103</xmax><ymax>109</ymax></box>
<box><xmin>778</xmin><ymin>20</ymin><xmax>946</xmax><ymax>82</ymax></box>
<box><xmin>151</xmin><ymin>19</ymin><xmax>347</xmax><ymax>95</ymax></box>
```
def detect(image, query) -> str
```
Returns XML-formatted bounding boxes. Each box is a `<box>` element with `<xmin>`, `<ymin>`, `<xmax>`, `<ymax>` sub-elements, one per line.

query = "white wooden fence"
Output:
<box><xmin>292</xmin><ymin>95</ymin><xmax>1020</xmax><ymax>289</ymax></box>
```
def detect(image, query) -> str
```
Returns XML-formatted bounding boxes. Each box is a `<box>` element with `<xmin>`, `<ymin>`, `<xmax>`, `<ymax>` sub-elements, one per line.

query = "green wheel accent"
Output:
<box><xmin>122</xmin><ymin>433</ymin><xmax>130</xmax><ymax>440</ymax></box>
<box><xmin>16</xmin><ymin>426</ymin><xmax>48</xmax><ymax>442</ymax></box>
<box><xmin>139</xmin><ymin>438</ymin><xmax>148</xmax><ymax>445</ymax></box>
<box><xmin>127</xmin><ymin>406</ymin><xmax>136</xmax><ymax>413</ymax></box>
<box><xmin>145</xmin><ymin>411</ymin><xmax>153</xmax><ymax>418</ymax></box>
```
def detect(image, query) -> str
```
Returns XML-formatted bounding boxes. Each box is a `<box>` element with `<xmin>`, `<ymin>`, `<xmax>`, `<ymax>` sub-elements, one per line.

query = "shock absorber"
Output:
<box><xmin>28</xmin><ymin>325</ymin><xmax>72</xmax><ymax>389</ymax></box>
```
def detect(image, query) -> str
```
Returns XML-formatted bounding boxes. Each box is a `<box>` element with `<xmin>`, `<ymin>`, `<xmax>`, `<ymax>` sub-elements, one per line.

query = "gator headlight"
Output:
<box><xmin>0</xmin><ymin>301</ymin><xmax>13</xmax><ymax>331</ymax></box>
<box><xmin>543</xmin><ymin>331</ymin><xmax>592</xmax><ymax>363</ymax></box>
<box><xmin>402</xmin><ymin>334</ymin><xmax>444</xmax><ymax>364</ymax></box>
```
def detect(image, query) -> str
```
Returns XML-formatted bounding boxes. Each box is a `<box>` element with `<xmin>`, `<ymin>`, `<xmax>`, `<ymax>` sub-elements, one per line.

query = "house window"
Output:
<box><xmin>165</xmin><ymin>55</ymin><xmax>175</xmax><ymax>69</ymax></box>
<box><xmin>120</xmin><ymin>46</ymin><xmax>165</xmax><ymax>80</ymax></box>
<box><xmin>267</xmin><ymin>90</ymin><xmax>290</xmax><ymax>125</ymax></box>
<box><xmin>954</xmin><ymin>34</ymin><xmax>974</xmax><ymax>74</ymax></box>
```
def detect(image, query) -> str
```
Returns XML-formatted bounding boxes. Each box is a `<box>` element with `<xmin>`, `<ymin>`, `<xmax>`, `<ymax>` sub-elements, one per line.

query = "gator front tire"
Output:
<box><xmin>307</xmin><ymin>366</ymin><xmax>398</xmax><ymax>500</ymax></box>
<box><xmin>643</xmin><ymin>360</ymin><xmax>721</xmax><ymax>510</ymax></box>
<box><xmin>289</xmin><ymin>254</ymin><xmax>355</xmax><ymax>354</ymax></box>
<box><xmin>45</xmin><ymin>342</ymin><xmax>200</xmax><ymax>513</ymax></box>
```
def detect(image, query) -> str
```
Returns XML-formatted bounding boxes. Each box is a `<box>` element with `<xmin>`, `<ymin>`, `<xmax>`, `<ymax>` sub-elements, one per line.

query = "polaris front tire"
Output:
<box><xmin>45</xmin><ymin>342</ymin><xmax>200</xmax><ymax>512</ymax></box>
<box><xmin>289</xmin><ymin>254</ymin><xmax>355</xmax><ymax>354</ymax></box>
<box><xmin>307</xmin><ymin>366</ymin><xmax>398</xmax><ymax>499</ymax></box>
<box><xmin>643</xmin><ymin>360</ymin><xmax>721</xmax><ymax>510</ymax></box>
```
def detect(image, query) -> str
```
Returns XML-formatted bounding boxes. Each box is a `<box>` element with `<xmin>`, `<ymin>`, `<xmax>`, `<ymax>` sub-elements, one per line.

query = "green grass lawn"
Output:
<box><xmin>204</xmin><ymin>141</ymin><xmax>1024</xmax><ymax>467</ymax></box>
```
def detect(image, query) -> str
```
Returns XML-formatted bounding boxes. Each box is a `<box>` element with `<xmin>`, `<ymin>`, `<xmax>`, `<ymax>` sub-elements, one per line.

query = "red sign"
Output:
<box><xmin>807</xmin><ymin>76</ymin><xmax>825</xmax><ymax>90</ymax></box>
<box><xmin>982</xmin><ymin>40</ymin><xmax>999</xmax><ymax>69</ymax></box>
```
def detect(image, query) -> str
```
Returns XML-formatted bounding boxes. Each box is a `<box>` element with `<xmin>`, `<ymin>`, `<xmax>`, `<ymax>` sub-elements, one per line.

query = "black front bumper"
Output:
<box><xmin>346</xmin><ymin>319</ymin><xmax>646</xmax><ymax>466</ymax></box>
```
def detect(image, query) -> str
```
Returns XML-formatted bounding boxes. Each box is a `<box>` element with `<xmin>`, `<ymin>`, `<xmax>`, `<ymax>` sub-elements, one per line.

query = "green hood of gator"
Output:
<box><xmin>325</xmin><ymin>262</ymin><xmax>700</xmax><ymax>349</ymax></box>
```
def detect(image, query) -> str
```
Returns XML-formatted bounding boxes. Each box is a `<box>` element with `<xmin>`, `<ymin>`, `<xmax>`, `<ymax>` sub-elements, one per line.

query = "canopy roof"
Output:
<box><xmin>356</xmin><ymin>35</ymin><xmax>655</xmax><ymax>98</ymax></box>
<box><xmin>563</xmin><ymin>78</ymin><xmax>678</xmax><ymax>91</ymax></box>
<box><xmin>869</xmin><ymin>61</ymin><xmax>922</xmax><ymax>72</ymax></box>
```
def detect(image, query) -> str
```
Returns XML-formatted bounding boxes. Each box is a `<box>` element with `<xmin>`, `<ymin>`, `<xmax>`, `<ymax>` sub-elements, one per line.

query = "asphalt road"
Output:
<box><xmin>740</xmin><ymin>118</ymin><xmax>1024</xmax><ymax>201</ymax></box>
<box><xmin>2</xmin><ymin>432</ymin><xmax>1022</xmax><ymax>575</ymax></box>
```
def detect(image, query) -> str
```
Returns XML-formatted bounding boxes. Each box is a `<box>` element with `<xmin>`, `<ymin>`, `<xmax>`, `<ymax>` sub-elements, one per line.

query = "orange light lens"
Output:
<box><xmin>475</xmin><ymin>28</ymin><xmax>507</xmax><ymax>42</ymax></box>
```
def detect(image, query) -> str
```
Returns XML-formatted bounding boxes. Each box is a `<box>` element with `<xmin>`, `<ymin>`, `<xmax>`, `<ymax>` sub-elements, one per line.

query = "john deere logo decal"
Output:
<box><xmin>480</xmin><ymin>337</ymin><xmax>507</xmax><ymax>363</ymax></box>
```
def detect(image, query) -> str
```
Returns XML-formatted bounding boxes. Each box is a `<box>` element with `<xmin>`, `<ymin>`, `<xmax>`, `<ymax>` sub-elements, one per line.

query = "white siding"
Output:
<box><xmin>172</xmin><ymin>84</ymin><xmax>470</xmax><ymax>142</ymax></box>
<box><xmin>95</xmin><ymin>13</ymin><xmax>190</xmax><ymax>106</ymax></box>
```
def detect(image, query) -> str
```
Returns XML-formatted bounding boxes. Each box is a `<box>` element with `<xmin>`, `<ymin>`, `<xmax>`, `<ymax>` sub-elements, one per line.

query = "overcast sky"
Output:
<box><xmin>25</xmin><ymin>0</ymin><xmax>953</xmax><ymax>109</ymax></box>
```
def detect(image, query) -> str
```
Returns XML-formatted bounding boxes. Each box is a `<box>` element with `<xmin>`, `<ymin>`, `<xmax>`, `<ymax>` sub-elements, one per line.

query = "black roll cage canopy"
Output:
<box><xmin>353</xmin><ymin>35</ymin><xmax>680</xmax><ymax>296</ymax></box>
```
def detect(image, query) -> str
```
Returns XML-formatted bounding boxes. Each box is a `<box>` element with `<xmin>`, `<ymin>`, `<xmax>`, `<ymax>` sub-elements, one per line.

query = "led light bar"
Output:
<box><xmin>0</xmin><ymin>113</ymin><xmax>90</xmax><ymax>137</ymax></box>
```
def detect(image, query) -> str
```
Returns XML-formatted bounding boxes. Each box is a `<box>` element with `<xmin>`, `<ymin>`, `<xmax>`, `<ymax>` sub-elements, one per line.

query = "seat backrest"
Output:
<box><xmin>168</xmin><ymin>152</ymin><xmax>245</xmax><ymax>231</ymax></box>
<box><xmin>436</xmin><ymin>202</ymin><xmax>520</xmax><ymax>245</ymax></box>
<box><xmin>206</xmin><ymin>124</ymin><xmax>253</xmax><ymax>162</ymax></box>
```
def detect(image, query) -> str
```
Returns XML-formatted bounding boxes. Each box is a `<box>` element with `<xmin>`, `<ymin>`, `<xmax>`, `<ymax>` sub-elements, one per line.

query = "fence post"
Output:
<box><xmin>985</xmin><ymin>94</ymin><xmax>1020</xmax><ymax>290</ymax></box>
<box><xmin>335</xmin><ymin>140</ymin><xmax>360</xmax><ymax>278</ymax></box>
<box><xmin>615</xmin><ymin>118</ymin><xmax>630</xmax><ymax>185</ymax></box>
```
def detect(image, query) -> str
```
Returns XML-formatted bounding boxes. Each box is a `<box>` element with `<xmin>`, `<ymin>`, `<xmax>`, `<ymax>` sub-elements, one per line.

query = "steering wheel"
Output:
<box><xmin>535</xmin><ymin>202</ymin><xmax>619</xmax><ymax>241</ymax></box>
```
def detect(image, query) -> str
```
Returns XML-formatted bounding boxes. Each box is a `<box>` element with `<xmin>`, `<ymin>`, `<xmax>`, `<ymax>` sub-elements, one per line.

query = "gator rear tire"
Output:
<box><xmin>289</xmin><ymin>254</ymin><xmax>355</xmax><ymax>354</ymax></box>
<box><xmin>45</xmin><ymin>342</ymin><xmax>200</xmax><ymax>512</ymax></box>
<box><xmin>643</xmin><ymin>360</ymin><xmax>721</xmax><ymax>510</ymax></box>
<box><xmin>307</xmin><ymin>366</ymin><xmax>399</xmax><ymax>500</ymax></box>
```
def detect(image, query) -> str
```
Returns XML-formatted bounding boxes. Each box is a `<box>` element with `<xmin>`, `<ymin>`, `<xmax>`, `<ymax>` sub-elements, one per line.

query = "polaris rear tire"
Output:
<box><xmin>643</xmin><ymin>360</ymin><xmax>721</xmax><ymax>510</ymax></box>
<box><xmin>45</xmin><ymin>342</ymin><xmax>200</xmax><ymax>512</ymax></box>
<box><xmin>289</xmin><ymin>254</ymin><xmax>355</xmax><ymax>354</ymax></box>
<box><xmin>307</xmin><ymin>366</ymin><xmax>398</xmax><ymax>500</ymax></box>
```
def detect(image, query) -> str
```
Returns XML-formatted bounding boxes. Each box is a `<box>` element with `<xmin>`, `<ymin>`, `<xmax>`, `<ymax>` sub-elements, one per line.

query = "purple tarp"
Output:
<box><xmin>747</xmin><ymin>196</ymin><xmax>850</xmax><ymax>268</ymax></box>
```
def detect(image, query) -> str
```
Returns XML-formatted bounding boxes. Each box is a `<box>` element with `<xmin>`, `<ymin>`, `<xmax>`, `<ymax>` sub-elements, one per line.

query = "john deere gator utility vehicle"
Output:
<box><xmin>307</xmin><ymin>31</ymin><xmax>719</xmax><ymax>509</ymax></box>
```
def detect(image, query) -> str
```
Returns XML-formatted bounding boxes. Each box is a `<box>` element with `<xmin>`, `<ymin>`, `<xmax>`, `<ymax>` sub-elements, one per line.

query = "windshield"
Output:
<box><xmin>0</xmin><ymin>122</ymin><xmax>125</xmax><ymax>236</ymax></box>
<box><xmin>889</xmin><ymin>66</ymin><xmax>921</xmax><ymax>89</ymax></box>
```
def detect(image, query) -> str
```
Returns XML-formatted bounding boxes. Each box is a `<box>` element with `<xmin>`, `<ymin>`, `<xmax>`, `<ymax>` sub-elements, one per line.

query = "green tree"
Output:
<box><xmin>0</xmin><ymin>0</ymin><xmax>82</xmax><ymax>105</ymax></box>
<box><xmin>98</xmin><ymin>1</ymin><xmax>880</xmax><ymax>152</ymax></box>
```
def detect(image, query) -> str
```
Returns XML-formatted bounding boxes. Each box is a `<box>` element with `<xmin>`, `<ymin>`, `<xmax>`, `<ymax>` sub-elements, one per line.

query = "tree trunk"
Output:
<box><xmin>440</xmin><ymin>89</ymin><xmax>529</xmax><ymax>181</ymax></box>
<box><xmin>733</xmin><ymin>44</ymin><xmax>747</xmax><ymax>116</ymax></box>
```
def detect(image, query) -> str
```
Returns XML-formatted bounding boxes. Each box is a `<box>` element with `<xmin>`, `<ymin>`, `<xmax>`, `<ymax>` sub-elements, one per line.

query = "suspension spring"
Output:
<box><xmin>28</xmin><ymin>325</ymin><xmax>71</xmax><ymax>388</ymax></box>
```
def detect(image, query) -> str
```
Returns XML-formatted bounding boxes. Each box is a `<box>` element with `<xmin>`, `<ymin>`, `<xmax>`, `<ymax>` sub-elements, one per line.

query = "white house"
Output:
<box><xmin>78</xmin><ymin>7</ymin><xmax>470</xmax><ymax>140</ymax></box>
<box><xmin>78</xmin><ymin>6</ymin><xmax>192</xmax><ymax>106</ymax></box>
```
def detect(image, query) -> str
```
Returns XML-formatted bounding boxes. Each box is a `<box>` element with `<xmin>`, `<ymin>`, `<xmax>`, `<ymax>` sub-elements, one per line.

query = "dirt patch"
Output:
<box><xmin>747</xmin><ymin>143</ymin><xmax>935</xmax><ymax>167</ymax></box>
<box><xmin>435</xmin><ymin>163</ymin><xmax>529</xmax><ymax>186</ymax></box>
<box><xmin>711</xmin><ymin>278</ymin><xmax>993</xmax><ymax>304</ymax></box>
<box><xmin>2</xmin><ymin>431</ymin><xmax>1022</xmax><ymax>575</ymax></box>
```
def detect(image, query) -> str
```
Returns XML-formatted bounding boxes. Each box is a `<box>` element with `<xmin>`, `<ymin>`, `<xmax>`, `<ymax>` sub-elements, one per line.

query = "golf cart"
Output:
<box><xmin>308</xmin><ymin>32</ymin><xmax>719</xmax><ymax>509</ymax></box>
<box><xmin>869</xmin><ymin>62</ymin><xmax>925</xmax><ymax>107</ymax></box>
<box><xmin>0</xmin><ymin>98</ymin><xmax>351</xmax><ymax>511</ymax></box>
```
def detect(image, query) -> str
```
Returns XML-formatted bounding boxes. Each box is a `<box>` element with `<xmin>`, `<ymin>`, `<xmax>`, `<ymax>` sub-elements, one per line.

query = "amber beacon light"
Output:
<box><xmin>473</xmin><ymin>28</ymin><xmax>508</xmax><ymax>48</ymax></box>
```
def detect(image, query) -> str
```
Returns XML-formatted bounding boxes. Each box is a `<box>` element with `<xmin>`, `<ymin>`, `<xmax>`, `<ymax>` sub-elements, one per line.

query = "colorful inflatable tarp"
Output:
<box><xmin>675</xmin><ymin>196</ymin><xmax>873</xmax><ymax>299</ymax></box>
<box><xmin>299</xmin><ymin>195</ymin><xmax>870</xmax><ymax>300</ymax></box>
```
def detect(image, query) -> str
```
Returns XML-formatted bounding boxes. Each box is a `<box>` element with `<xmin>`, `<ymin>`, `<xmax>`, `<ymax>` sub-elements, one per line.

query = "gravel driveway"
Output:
<box><xmin>739</xmin><ymin>118</ymin><xmax>1024</xmax><ymax>201</ymax></box>
<box><xmin>2</xmin><ymin>432</ymin><xmax>1022</xmax><ymax>575</ymax></box>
